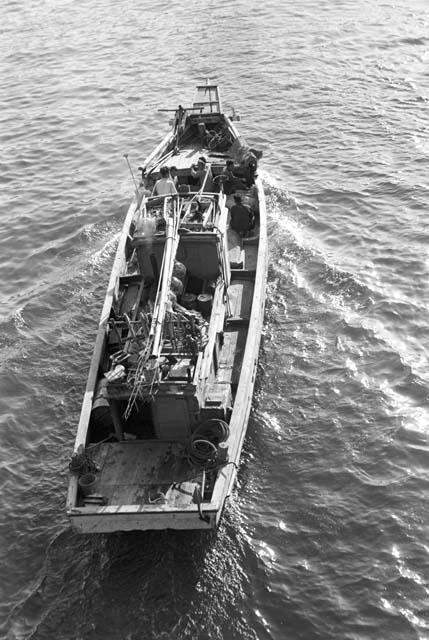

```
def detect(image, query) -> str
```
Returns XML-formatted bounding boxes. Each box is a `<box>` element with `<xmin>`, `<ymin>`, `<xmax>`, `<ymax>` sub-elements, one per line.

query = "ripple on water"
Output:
<box><xmin>1</xmin><ymin>0</ymin><xmax>429</xmax><ymax>638</ymax></box>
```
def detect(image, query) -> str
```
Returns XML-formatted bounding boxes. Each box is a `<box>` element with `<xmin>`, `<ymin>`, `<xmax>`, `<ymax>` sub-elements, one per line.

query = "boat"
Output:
<box><xmin>66</xmin><ymin>83</ymin><xmax>268</xmax><ymax>532</ymax></box>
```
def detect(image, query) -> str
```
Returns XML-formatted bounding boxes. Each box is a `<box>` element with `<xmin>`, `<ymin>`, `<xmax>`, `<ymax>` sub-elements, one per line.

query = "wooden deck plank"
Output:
<box><xmin>162</xmin><ymin>147</ymin><xmax>202</xmax><ymax>172</ymax></box>
<box><xmin>218</xmin><ymin>329</ymin><xmax>239</xmax><ymax>370</ymax></box>
<box><xmin>217</xmin><ymin>327</ymin><xmax>247</xmax><ymax>386</ymax></box>
<box><xmin>230</xmin><ymin>329</ymin><xmax>247</xmax><ymax>386</ymax></box>
<box><xmin>90</xmin><ymin>442</ymin><xmax>202</xmax><ymax>507</ymax></box>
<box><xmin>228</xmin><ymin>279</ymin><xmax>254</xmax><ymax>319</ymax></box>
<box><xmin>243</xmin><ymin>244</ymin><xmax>258</xmax><ymax>271</ymax></box>
<box><xmin>119</xmin><ymin>283</ymin><xmax>140</xmax><ymax>316</ymax></box>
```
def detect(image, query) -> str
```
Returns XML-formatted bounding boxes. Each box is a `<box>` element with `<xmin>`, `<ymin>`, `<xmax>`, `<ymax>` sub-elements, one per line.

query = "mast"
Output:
<box><xmin>150</xmin><ymin>197</ymin><xmax>181</xmax><ymax>357</ymax></box>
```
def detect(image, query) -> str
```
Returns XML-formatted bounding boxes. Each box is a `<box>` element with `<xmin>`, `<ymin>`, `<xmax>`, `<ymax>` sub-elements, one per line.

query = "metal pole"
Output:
<box><xmin>123</xmin><ymin>153</ymin><xmax>140</xmax><ymax>198</ymax></box>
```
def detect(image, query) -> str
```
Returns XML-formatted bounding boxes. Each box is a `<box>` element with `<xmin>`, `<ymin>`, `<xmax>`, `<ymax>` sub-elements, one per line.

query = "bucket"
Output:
<box><xmin>182</xmin><ymin>293</ymin><xmax>197</xmax><ymax>310</ymax></box>
<box><xmin>197</xmin><ymin>293</ymin><xmax>213</xmax><ymax>316</ymax></box>
<box><xmin>79</xmin><ymin>473</ymin><xmax>97</xmax><ymax>497</ymax></box>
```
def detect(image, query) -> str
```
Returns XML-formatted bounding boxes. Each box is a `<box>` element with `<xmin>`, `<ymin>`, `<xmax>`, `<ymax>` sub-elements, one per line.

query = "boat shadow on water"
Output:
<box><xmin>14</xmin><ymin>503</ymin><xmax>250</xmax><ymax>639</ymax></box>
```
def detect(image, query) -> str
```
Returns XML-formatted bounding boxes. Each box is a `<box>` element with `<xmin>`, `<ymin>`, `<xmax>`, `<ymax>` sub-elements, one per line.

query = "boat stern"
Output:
<box><xmin>67</xmin><ymin>503</ymin><xmax>220</xmax><ymax>533</ymax></box>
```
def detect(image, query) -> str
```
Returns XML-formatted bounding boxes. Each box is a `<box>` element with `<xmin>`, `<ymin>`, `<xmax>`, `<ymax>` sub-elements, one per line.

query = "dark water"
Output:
<box><xmin>1</xmin><ymin>1</ymin><xmax>429</xmax><ymax>638</ymax></box>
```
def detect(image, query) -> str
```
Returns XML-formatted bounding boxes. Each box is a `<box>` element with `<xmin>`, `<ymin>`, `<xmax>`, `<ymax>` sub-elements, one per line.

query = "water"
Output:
<box><xmin>1</xmin><ymin>1</ymin><xmax>429</xmax><ymax>638</ymax></box>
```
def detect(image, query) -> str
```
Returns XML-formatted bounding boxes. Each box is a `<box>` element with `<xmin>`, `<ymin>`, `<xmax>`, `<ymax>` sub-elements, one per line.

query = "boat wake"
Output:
<box><xmin>262</xmin><ymin>177</ymin><xmax>429</xmax><ymax>433</ymax></box>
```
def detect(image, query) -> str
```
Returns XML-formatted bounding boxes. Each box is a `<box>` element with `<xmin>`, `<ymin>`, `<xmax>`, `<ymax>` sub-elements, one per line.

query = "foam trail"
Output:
<box><xmin>263</xmin><ymin>174</ymin><xmax>429</xmax><ymax>425</ymax></box>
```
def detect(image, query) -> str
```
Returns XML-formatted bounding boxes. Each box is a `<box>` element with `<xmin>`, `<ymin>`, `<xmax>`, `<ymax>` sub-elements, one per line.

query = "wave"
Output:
<box><xmin>263</xmin><ymin>178</ymin><xmax>429</xmax><ymax>423</ymax></box>
<box><xmin>265</xmin><ymin>182</ymin><xmax>374</xmax><ymax>309</ymax></box>
<box><xmin>88</xmin><ymin>231</ymin><xmax>120</xmax><ymax>269</ymax></box>
<box><xmin>0</xmin><ymin>218</ymin><xmax>120</xmax><ymax>330</ymax></box>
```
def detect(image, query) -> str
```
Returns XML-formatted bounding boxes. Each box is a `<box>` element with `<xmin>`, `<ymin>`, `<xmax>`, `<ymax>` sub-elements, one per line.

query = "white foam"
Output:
<box><xmin>88</xmin><ymin>232</ymin><xmax>120</xmax><ymax>269</ymax></box>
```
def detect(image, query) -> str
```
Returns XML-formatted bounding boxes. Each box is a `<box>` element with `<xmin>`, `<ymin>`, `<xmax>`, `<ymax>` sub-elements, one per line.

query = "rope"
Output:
<box><xmin>68</xmin><ymin>447</ymin><xmax>97</xmax><ymax>475</ymax></box>
<box><xmin>187</xmin><ymin>419</ymin><xmax>230</xmax><ymax>468</ymax></box>
<box><xmin>188</xmin><ymin>438</ymin><xmax>218</xmax><ymax>466</ymax></box>
<box><xmin>193</xmin><ymin>418</ymin><xmax>230</xmax><ymax>444</ymax></box>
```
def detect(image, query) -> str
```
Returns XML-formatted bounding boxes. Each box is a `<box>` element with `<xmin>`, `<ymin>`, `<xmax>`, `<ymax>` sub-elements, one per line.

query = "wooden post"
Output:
<box><xmin>109</xmin><ymin>400</ymin><xmax>123</xmax><ymax>441</ymax></box>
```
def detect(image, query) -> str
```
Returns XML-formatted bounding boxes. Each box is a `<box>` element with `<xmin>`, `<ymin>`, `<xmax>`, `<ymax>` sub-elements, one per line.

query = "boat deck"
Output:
<box><xmin>151</xmin><ymin>145</ymin><xmax>229</xmax><ymax>174</ymax></box>
<box><xmin>87</xmin><ymin>441</ymin><xmax>203</xmax><ymax>508</ymax></box>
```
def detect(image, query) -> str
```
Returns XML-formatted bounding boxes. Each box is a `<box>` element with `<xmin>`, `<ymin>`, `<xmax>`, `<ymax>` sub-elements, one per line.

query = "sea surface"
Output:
<box><xmin>1</xmin><ymin>1</ymin><xmax>429</xmax><ymax>638</ymax></box>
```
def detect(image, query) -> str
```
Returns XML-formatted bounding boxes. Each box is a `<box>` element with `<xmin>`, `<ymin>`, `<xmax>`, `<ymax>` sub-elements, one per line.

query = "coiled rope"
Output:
<box><xmin>187</xmin><ymin>419</ymin><xmax>230</xmax><ymax>468</ymax></box>
<box><xmin>68</xmin><ymin>445</ymin><xmax>98</xmax><ymax>475</ymax></box>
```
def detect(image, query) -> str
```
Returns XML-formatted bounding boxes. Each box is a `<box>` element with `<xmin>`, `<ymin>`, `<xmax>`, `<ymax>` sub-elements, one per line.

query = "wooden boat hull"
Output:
<box><xmin>69</xmin><ymin>504</ymin><xmax>219</xmax><ymax>533</ymax></box>
<box><xmin>67</xmin><ymin>86</ymin><xmax>267</xmax><ymax>533</ymax></box>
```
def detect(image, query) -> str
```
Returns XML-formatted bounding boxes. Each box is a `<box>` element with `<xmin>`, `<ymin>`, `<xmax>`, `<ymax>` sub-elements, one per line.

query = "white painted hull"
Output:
<box><xmin>70</xmin><ymin>507</ymin><xmax>218</xmax><ymax>533</ymax></box>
